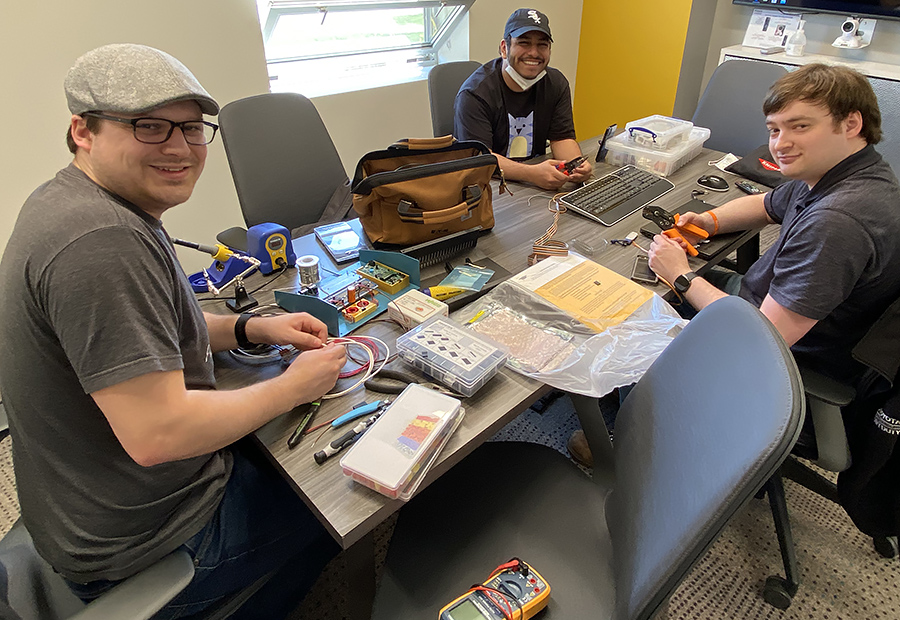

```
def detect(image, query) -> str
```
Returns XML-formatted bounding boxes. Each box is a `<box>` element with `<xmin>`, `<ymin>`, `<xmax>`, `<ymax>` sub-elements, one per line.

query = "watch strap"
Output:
<box><xmin>234</xmin><ymin>313</ymin><xmax>259</xmax><ymax>349</ymax></box>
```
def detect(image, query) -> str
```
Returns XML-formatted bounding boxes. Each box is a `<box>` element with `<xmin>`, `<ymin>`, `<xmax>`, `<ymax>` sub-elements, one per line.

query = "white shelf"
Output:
<box><xmin>720</xmin><ymin>45</ymin><xmax>900</xmax><ymax>82</ymax></box>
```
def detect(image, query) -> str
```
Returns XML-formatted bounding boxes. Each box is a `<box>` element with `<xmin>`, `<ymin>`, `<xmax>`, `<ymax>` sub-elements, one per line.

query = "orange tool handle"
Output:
<box><xmin>663</xmin><ymin>229</ymin><xmax>700</xmax><ymax>256</ymax></box>
<box><xmin>673</xmin><ymin>214</ymin><xmax>709</xmax><ymax>239</ymax></box>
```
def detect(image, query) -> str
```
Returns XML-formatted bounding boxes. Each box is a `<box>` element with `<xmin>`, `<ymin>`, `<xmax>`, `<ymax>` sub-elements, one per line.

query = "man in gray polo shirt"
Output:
<box><xmin>0</xmin><ymin>44</ymin><xmax>346</xmax><ymax>618</ymax></box>
<box><xmin>649</xmin><ymin>63</ymin><xmax>900</xmax><ymax>384</ymax></box>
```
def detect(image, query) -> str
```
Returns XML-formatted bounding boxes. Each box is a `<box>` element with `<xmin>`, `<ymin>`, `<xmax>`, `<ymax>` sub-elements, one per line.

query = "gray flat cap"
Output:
<box><xmin>65</xmin><ymin>43</ymin><xmax>219</xmax><ymax>116</ymax></box>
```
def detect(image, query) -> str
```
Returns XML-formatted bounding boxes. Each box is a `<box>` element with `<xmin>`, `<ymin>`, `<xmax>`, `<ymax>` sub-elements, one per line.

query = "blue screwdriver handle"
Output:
<box><xmin>331</xmin><ymin>400</ymin><xmax>383</xmax><ymax>427</ymax></box>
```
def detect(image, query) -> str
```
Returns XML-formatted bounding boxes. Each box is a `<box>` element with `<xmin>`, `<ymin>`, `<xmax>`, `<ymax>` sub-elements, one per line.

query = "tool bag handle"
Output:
<box><xmin>390</xmin><ymin>136</ymin><xmax>456</xmax><ymax>151</ymax></box>
<box><xmin>397</xmin><ymin>185</ymin><xmax>482</xmax><ymax>224</ymax></box>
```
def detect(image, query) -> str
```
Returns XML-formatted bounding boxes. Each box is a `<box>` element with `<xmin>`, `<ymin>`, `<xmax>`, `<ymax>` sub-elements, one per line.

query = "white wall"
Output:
<box><xmin>1</xmin><ymin>0</ymin><xmax>582</xmax><ymax>274</ymax></box>
<box><xmin>0</xmin><ymin>0</ymin><xmax>269</xmax><ymax>273</ymax></box>
<box><xmin>702</xmin><ymin>1</ymin><xmax>900</xmax><ymax>88</ymax></box>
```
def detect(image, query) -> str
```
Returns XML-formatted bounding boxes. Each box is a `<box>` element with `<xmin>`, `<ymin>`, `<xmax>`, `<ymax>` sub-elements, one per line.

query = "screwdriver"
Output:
<box><xmin>287</xmin><ymin>400</ymin><xmax>321</xmax><ymax>449</ymax></box>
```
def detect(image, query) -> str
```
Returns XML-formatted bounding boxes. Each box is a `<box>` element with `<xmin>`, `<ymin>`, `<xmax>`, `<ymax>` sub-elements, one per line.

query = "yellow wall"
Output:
<box><xmin>573</xmin><ymin>1</ymin><xmax>694</xmax><ymax>140</ymax></box>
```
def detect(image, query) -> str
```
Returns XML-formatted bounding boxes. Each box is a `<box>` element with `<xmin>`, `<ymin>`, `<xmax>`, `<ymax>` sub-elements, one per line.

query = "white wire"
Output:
<box><xmin>319</xmin><ymin>335</ymin><xmax>390</xmax><ymax>399</ymax></box>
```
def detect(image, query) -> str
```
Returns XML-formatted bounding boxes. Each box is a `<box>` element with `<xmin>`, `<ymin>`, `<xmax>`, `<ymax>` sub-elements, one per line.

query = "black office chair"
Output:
<box><xmin>762</xmin><ymin>294</ymin><xmax>900</xmax><ymax>609</ymax></box>
<box><xmin>692</xmin><ymin>60</ymin><xmax>788</xmax><ymax>157</ymax></box>
<box><xmin>0</xmin><ymin>519</ymin><xmax>193</xmax><ymax>620</ymax></box>
<box><xmin>427</xmin><ymin>61</ymin><xmax>481</xmax><ymax>138</ymax></box>
<box><xmin>371</xmin><ymin>296</ymin><xmax>804</xmax><ymax>619</ymax></box>
<box><xmin>218</xmin><ymin>93</ymin><xmax>352</xmax><ymax>246</ymax></box>
<box><xmin>0</xmin><ymin>517</ymin><xmax>280</xmax><ymax>620</ymax></box>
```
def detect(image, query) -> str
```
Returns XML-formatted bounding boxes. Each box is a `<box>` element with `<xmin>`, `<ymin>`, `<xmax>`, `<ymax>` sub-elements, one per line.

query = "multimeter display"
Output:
<box><xmin>447</xmin><ymin>600</ymin><xmax>485</xmax><ymax>620</ymax></box>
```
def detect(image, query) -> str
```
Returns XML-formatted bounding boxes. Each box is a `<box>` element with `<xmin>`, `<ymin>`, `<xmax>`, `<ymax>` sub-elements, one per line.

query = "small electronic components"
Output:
<box><xmin>357</xmin><ymin>261</ymin><xmax>409</xmax><ymax>295</ymax></box>
<box><xmin>341</xmin><ymin>298</ymin><xmax>379</xmax><ymax>323</ymax></box>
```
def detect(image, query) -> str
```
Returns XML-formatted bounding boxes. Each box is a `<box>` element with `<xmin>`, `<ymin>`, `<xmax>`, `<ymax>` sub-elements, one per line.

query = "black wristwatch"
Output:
<box><xmin>234</xmin><ymin>313</ymin><xmax>259</xmax><ymax>349</ymax></box>
<box><xmin>673</xmin><ymin>272</ymin><xmax>699</xmax><ymax>295</ymax></box>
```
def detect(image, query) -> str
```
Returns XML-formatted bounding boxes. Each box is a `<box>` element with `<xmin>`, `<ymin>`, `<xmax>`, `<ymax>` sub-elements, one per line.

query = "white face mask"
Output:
<box><xmin>503</xmin><ymin>61</ymin><xmax>546</xmax><ymax>91</ymax></box>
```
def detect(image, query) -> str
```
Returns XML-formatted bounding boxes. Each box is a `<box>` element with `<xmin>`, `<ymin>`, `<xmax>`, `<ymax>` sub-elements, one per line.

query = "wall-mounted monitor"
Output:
<box><xmin>733</xmin><ymin>1</ymin><xmax>900</xmax><ymax>22</ymax></box>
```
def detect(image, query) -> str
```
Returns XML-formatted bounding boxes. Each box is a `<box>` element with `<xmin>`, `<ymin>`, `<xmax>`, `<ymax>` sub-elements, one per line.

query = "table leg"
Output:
<box><xmin>736</xmin><ymin>232</ymin><xmax>760</xmax><ymax>274</ymax></box>
<box><xmin>343</xmin><ymin>531</ymin><xmax>376</xmax><ymax>620</ymax></box>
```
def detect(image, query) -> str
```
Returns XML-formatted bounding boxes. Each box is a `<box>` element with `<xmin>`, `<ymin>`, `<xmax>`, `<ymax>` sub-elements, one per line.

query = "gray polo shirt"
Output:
<box><xmin>740</xmin><ymin>145</ymin><xmax>900</xmax><ymax>382</ymax></box>
<box><xmin>0</xmin><ymin>164</ymin><xmax>231</xmax><ymax>582</ymax></box>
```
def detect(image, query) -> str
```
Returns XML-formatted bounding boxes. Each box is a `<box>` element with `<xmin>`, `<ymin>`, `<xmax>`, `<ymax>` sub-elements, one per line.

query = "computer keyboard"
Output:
<box><xmin>560</xmin><ymin>165</ymin><xmax>675</xmax><ymax>226</ymax></box>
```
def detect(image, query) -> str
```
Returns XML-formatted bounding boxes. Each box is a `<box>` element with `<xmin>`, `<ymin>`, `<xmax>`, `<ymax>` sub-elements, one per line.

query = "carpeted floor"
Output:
<box><xmin>4</xmin><ymin>392</ymin><xmax>895</xmax><ymax>620</ymax></box>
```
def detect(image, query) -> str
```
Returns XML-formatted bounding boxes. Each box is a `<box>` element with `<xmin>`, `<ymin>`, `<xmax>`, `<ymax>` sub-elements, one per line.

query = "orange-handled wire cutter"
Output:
<box><xmin>641</xmin><ymin>206</ymin><xmax>709</xmax><ymax>257</ymax></box>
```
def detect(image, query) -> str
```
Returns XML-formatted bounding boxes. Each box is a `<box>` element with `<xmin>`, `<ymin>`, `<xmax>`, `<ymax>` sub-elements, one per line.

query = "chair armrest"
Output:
<box><xmin>799</xmin><ymin>366</ymin><xmax>856</xmax><ymax>407</ymax></box>
<box><xmin>70</xmin><ymin>550</ymin><xmax>194</xmax><ymax>620</ymax></box>
<box><xmin>798</xmin><ymin>366</ymin><xmax>854</xmax><ymax>472</ymax></box>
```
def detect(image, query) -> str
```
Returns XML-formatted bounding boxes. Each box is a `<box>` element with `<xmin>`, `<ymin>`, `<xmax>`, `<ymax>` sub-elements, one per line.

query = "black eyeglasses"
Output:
<box><xmin>83</xmin><ymin>113</ymin><xmax>219</xmax><ymax>145</ymax></box>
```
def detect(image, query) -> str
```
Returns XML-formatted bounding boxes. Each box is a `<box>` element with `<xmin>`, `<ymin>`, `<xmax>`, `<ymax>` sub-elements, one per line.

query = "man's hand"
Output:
<box><xmin>565</xmin><ymin>159</ymin><xmax>592</xmax><ymax>184</ymax></box>
<box><xmin>529</xmin><ymin>160</ymin><xmax>575</xmax><ymax>190</ymax></box>
<box><xmin>674</xmin><ymin>211</ymin><xmax>716</xmax><ymax>244</ymax></box>
<box><xmin>281</xmin><ymin>343</ymin><xmax>347</xmax><ymax>405</ymax></box>
<box><xmin>648</xmin><ymin>234</ymin><xmax>692</xmax><ymax>284</ymax></box>
<box><xmin>246</xmin><ymin>313</ymin><xmax>329</xmax><ymax>351</ymax></box>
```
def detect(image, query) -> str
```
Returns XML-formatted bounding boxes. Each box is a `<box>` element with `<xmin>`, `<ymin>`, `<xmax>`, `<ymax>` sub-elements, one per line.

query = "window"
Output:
<box><xmin>257</xmin><ymin>0</ymin><xmax>473</xmax><ymax>98</ymax></box>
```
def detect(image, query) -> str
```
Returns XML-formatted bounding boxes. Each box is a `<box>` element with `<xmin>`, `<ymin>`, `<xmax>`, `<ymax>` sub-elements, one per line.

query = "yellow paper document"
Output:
<box><xmin>513</xmin><ymin>255</ymin><xmax>655</xmax><ymax>332</ymax></box>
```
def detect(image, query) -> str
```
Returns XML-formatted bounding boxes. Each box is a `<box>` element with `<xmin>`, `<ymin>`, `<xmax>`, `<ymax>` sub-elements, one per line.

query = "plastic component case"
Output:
<box><xmin>340</xmin><ymin>383</ymin><xmax>464</xmax><ymax>500</ymax></box>
<box><xmin>396</xmin><ymin>317</ymin><xmax>508</xmax><ymax>397</ymax></box>
<box><xmin>624</xmin><ymin>115</ymin><xmax>694</xmax><ymax>150</ymax></box>
<box><xmin>606</xmin><ymin>126</ymin><xmax>711</xmax><ymax>177</ymax></box>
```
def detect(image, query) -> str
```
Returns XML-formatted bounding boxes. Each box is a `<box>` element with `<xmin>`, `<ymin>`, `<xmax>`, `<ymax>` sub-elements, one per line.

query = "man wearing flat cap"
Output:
<box><xmin>454</xmin><ymin>8</ymin><xmax>592</xmax><ymax>190</ymax></box>
<box><xmin>0</xmin><ymin>44</ymin><xmax>345</xmax><ymax>618</ymax></box>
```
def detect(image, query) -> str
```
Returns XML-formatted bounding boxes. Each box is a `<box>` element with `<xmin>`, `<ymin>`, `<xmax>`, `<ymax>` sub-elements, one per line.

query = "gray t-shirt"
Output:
<box><xmin>0</xmin><ymin>164</ymin><xmax>231</xmax><ymax>582</ymax></box>
<box><xmin>740</xmin><ymin>145</ymin><xmax>900</xmax><ymax>382</ymax></box>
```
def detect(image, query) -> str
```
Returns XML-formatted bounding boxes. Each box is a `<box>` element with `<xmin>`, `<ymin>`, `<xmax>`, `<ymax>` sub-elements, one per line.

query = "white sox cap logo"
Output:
<box><xmin>527</xmin><ymin>10</ymin><xmax>541</xmax><ymax>23</ymax></box>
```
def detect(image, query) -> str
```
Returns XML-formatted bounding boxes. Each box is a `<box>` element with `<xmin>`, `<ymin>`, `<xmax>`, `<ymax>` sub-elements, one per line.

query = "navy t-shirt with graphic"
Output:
<box><xmin>454</xmin><ymin>57</ymin><xmax>576</xmax><ymax>160</ymax></box>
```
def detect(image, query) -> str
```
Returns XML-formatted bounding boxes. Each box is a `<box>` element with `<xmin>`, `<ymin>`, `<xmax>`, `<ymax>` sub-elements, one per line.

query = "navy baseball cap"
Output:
<box><xmin>504</xmin><ymin>9</ymin><xmax>553</xmax><ymax>41</ymax></box>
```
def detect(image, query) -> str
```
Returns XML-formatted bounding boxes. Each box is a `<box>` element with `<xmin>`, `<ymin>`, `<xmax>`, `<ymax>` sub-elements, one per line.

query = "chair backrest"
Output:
<box><xmin>427</xmin><ymin>61</ymin><xmax>481</xmax><ymax>138</ymax></box>
<box><xmin>606</xmin><ymin>296</ymin><xmax>804</xmax><ymax>620</ymax></box>
<box><xmin>691</xmin><ymin>60</ymin><xmax>789</xmax><ymax>157</ymax></box>
<box><xmin>219</xmin><ymin>93</ymin><xmax>348</xmax><ymax>233</ymax></box>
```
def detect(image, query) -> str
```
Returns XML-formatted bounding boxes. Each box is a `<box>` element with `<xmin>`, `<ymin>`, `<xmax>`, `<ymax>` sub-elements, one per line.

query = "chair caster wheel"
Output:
<box><xmin>873</xmin><ymin>536</ymin><xmax>898</xmax><ymax>559</ymax></box>
<box><xmin>763</xmin><ymin>575</ymin><xmax>795</xmax><ymax>610</ymax></box>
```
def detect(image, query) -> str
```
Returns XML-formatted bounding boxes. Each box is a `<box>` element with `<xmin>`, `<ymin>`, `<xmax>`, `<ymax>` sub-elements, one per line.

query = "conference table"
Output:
<box><xmin>207</xmin><ymin>137</ymin><xmax>763</xmax><ymax>617</ymax></box>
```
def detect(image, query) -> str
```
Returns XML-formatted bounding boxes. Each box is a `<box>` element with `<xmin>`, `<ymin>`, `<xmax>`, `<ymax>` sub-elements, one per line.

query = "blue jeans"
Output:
<box><xmin>66</xmin><ymin>440</ymin><xmax>339</xmax><ymax>619</ymax></box>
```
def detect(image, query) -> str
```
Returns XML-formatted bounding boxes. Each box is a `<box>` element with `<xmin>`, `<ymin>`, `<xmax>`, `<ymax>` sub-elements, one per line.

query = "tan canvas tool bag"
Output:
<box><xmin>351</xmin><ymin>137</ymin><xmax>503</xmax><ymax>246</ymax></box>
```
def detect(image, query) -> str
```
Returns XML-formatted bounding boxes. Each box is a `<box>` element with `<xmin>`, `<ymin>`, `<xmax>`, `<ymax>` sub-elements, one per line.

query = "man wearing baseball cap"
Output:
<box><xmin>454</xmin><ymin>8</ymin><xmax>592</xmax><ymax>190</ymax></box>
<box><xmin>0</xmin><ymin>44</ymin><xmax>345</xmax><ymax>618</ymax></box>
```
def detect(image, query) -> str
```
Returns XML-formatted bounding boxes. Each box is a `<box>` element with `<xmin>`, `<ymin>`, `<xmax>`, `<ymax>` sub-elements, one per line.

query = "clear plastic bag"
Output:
<box><xmin>455</xmin><ymin>281</ymin><xmax>686</xmax><ymax>397</ymax></box>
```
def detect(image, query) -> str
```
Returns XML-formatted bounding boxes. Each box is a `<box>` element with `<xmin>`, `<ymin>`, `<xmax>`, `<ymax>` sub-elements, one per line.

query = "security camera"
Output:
<box><xmin>833</xmin><ymin>15</ymin><xmax>871</xmax><ymax>49</ymax></box>
<box><xmin>841</xmin><ymin>17</ymin><xmax>860</xmax><ymax>37</ymax></box>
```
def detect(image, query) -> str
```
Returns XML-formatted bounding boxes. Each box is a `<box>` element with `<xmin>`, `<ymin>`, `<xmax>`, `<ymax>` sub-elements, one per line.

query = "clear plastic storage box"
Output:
<box><xmin>606</xmin><ymin>126</ymin><xmax>711</xmax><ymax>177</ymax></box>
<box><xmin>624</xmin><ymin>115</ymin><xmax>694</xmax><ymax>150</ymax></box>
<box><xmin>340</xmin><ymin>383</ymin><xmax>464</xmax><ymax>500</ymax></box>
<box><xmin>396</xmin><ymin>317</ymin><xmax>508</xmax><ymax>397</ymax></box>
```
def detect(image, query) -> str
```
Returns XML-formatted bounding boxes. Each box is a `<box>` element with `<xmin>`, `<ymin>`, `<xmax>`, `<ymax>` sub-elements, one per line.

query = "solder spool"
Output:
<box><xmin>297</xmin><ymin>255</ymin><xmax>320</xmax><ymax>286</ymax></box>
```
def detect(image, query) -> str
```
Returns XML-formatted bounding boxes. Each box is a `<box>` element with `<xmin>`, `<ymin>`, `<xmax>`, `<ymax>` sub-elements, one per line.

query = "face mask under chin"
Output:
<box><xmin>504</xmin><ymin>62</ymin><xmax>547</xmax><ymax>91</ymax></box>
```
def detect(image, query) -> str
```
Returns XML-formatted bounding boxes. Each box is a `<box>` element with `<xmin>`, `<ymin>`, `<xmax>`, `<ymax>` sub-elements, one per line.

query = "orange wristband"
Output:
<box><xmin>705</xmin><ymin>210</ymin><xmax>719</xmax><ymax>236</ymax></box>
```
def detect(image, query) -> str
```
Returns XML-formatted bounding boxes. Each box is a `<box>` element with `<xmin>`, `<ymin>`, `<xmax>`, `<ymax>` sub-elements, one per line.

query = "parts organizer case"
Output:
<box><xmin>340</xmin><ymin>383</ymin><xmax>464</xmax><ymax>501</ymax></box>
<box><xmin>351</xmin><ymin>137</ymin><xmax>499</xmax><ymax>247</ymax></box>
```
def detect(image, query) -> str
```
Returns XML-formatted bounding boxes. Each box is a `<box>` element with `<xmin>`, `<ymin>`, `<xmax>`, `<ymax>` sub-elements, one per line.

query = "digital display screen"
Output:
<box><xmin>733</xmin><ymin>0</ymin><xmax>900</xmax><ymax>22</ymax></box>
<box><xmin>447</xmin><ymin>598</ymin><xmax>486</xmax><ymax>620</ymax></box>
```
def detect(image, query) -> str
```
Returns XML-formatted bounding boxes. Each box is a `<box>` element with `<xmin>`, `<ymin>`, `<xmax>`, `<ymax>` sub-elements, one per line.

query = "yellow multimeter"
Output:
<box><xmin>439</xmin><ymin>559</ymin><xmax>550</xmax><ymax>620</ymax></box>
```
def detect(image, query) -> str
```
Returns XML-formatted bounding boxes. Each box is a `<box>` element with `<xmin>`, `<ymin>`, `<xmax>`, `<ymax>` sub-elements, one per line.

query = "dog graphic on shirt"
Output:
<box><xmin>508</xmin><ymin>112</ymin><xmax>534</xmax><ymax>159</ymax></box>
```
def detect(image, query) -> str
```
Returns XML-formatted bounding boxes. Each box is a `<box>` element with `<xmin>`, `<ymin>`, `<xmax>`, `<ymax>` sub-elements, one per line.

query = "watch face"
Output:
<box><xmin>675</xmin><ymin>273</ymin><xmax>695</xmax><ymax>294</ymax></box>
